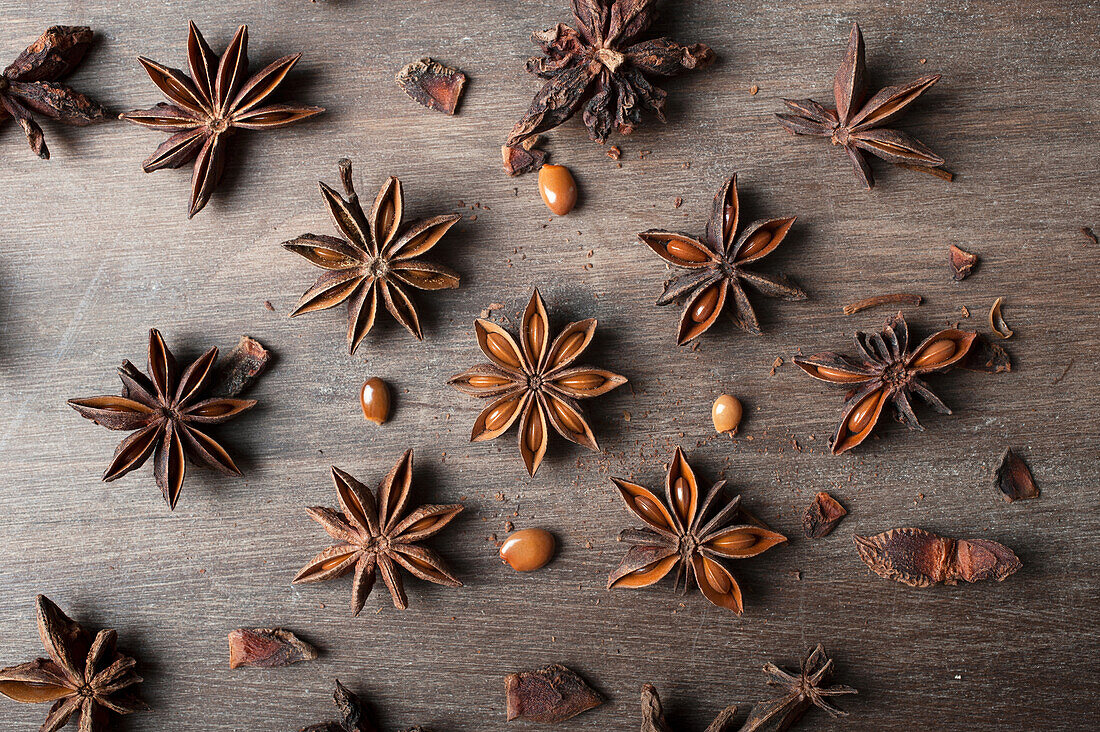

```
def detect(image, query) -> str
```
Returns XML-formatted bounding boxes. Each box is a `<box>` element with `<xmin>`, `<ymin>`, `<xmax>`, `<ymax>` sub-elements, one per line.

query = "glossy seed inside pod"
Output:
<box><xmin>666</xmin><ymin>237</ymin><xmax>709</xmax><ymax>263</ymax></box>
<box><xmin>691</xmin><ymin>285</ymin><xmax>720</xmax><ymax>322</ymax></box>
<box><xmin>711</xmin><ymin>394</ymin><xmax>743</xmax><ymax>435</ymax></box>
<box><xmin>816</xmin><ymin>365</ymin><xmax>867</xmax><ymax>382</ymax></box>
<box><xmin>486</xmin><ymin>396</ymin><xmax>521</xmax><ymax>430</ymax></box>
<box><xmin>737</xmin><ymin>228</ymin><xmax>772</xmax><ymax>260</ymax></box>
<box><xmin>553</xmin><ymin>331</ymin><xmax>586</xmax><ymax>364</ymax></box>
<box><xmin>550</xmin><ymin>398</ymin><xmax>584</xmax><ymax>434</ymax></box>
<box><xmin>360</xmin><ymin>377</ymin><xmax>391</xmax><ymax>425</ymax></box>
<box><xmin>500</xmin><ymin>528</ymin><xmax>556</xmax><ymax>571</ymax></box>
<box><xmin>632</xmin><ymin>494</ymin><xmax>668</xmax><ymax>528</ymax></box>
<box><xmin>846</xmin><ymin>390</ymin><xmax>883</xmax><ymax>434</ymax></box>
<box><xmin>538</xmin><ymin>164</ymin><xmax>577</xmax><ymax>216</ymax></box>
<box><xmin>486</xmin><ymin>332</ymin><xmax>521</xmax><ymax>368</ymax></box>
<box><xmin>468</xmin><ymin>374</ymin><xmax>511</xmax><ymax>388</ymax></box>
<box><xmin>709</xmin><ymin>532</ymin><xmax>756</xmax><ymax>552</ymax></box>
<box><xmin>557</xmin><ymin>372</ymin><xmax>605</xmax><ymax>391</ymax></box>
<box><xmin>912</xmin><ymin>339</ymin><xmax>956</xmax><ymax>368</ymax></box>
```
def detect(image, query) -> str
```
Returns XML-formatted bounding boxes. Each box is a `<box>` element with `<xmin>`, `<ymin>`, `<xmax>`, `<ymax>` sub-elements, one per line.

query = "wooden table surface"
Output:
<box><xmin>1</xmin><ymin>1</ymin><xmax>1097</xmax><ymax>730</ymax></box>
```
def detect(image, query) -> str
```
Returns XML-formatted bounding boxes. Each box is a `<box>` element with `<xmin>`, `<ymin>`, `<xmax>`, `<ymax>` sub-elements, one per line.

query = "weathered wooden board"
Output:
<box><xmin>0</xmin><ymin>1</ymin><xmax>1097</xmax><ymax>730</ymax></box>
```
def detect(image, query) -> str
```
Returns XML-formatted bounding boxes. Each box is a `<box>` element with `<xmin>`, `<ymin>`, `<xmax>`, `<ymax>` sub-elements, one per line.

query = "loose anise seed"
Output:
<box><xmin>487</xmin><ymin>332</ymin><xmax>522</xmax><ymax>368</ymax></box>
<box><xmin>691</xmin><ymin>286</ymin><xmax>720</xmax><ymax>322</ymax></box>
<box><xmin>538</xmin><ymin>164</ymin><xmax>578</xmax><ymax>216</ymax></box>
<box><xmin>666</xmin><ymin>238</ymin><xmax>709</xmax><ymax>263</ymax></box>
<box><xmin>847</xmin><ymin>391</ymin><xmax>883</xmax><ymax>433</ymax></box>
<box><xmin>360</xmin><ymin>377</ymin><xmax>391</xmax><ymax>425</ymax></box>
<box><xmin>711</xmin><ymin>394</ymin><xmax>743</xmax><ymax>434</ymax></box>
<box><xmin>737</xmin><ymin>229</ymin><xmax>772</xmax><ymax>260</ymax></box>
<box><xmin>912</xmin><ymin>339</ymin><xmax>956</xmax><ymax>368</ymax></box>
<box><xmin>500</xmin><ymin>528</ymin><xmax>556</xmax><ymax>572</ymax></box>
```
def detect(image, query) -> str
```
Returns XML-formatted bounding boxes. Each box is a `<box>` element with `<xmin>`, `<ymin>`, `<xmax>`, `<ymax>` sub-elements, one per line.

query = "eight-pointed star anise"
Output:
<box><xmin>448</xmin><ymin>289</ymin><xmax>627</xmax><ymax>476</ymax></box>
<box><xmin>293</xmin><ymin>450</ymin><xmax>464</xmax><ymax>614</ymax></box>
<box><xmin>0</xmin><ymin>595</ymin><xmax>146</xmax><ymax>732</ymax></box>
<box><xmin>0</xmin><ymin>25</ymin><xmax>108</xmax><ymax>159</ymax></box>
<box><xmin>794</xmin><ymin>311</ymin><xmax>976</xmax><ymax>454</ymax></box>
<box><xmin>738</xmin><ymin>644</ymin><xmax>857</xmax><ymax>731</ymax></box>
<box><xmin>776</xmin><ymin>23</ymin><xmax>946</xmax><ymax>189</ymax></box>
<box><xmin>284</xmin><ymin>158</ymin><xmax>461</xmax><ymax>353</ymax></box>
<box><xmin>67</xmin><ymin>328</ymin><xmax>256</xmax><ymax>510</ymax></box>
<box><xmin>120</xmin><ymin>22</ymin><xmax>324</xmax><ymax>217</ymax></box>
<box><xmin>607</xmin><ymin>448</ymin><xmax>786</xmax><ymax>614</ymax></box>
<box><xmin>640</xmin><ymin>174</ymin><xmax>806</xmax><ymax>345</ymax></box>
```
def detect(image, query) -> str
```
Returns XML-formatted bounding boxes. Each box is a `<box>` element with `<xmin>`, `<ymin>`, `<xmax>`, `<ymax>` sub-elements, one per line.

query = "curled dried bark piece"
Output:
<box><xmin>854</xmin><ymin>527</ymin><xmax>1021</xmax><ymax>587</ymax></box>
<box><xmin>949</xmin><ymin>244</ymin><xmax>978</xmax><ymax>280</ymax></box>
<box><xmin>213</xmin><ymin>335</ymin><xmax>272</xmax><ymax>397</ymax></box>
<box><xmin>640</xmin><ymin>683</ymin><xmax>741</xmax><ymax>732</ymax></box>
<box><xmin>228</xmin><ymin>628</ymin><xmax>317</xmax><ymax>668</ymax></box>
<box><xmin>989</xmin><ymin>297</ymin><xmax>1014</xmax><ymax>338</ymax></box>
<box><xmin>802</xmin><ymin>492</ymin><xmax>847</xmax><ymax>538</ymax></box>
<box><xmin>505</xmin><ymin>664</ymin><xmax>602</xmax><ymax>723</ymax></box>
<box><xmin>396</xmin><ymin>58</ymin><xmax>466</xmax><ymax>115</ymax></box>
<box><xmin>995</xmin><ymin>449</ymin><xmax>1039</xmax><ymax>502</ymax></box>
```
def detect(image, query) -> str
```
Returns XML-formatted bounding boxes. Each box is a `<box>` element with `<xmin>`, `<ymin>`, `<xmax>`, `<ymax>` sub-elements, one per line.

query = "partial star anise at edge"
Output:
<box><xmin>448</xmin><ymin>289</ymin><xmax>627</xmax><ymax>476</ymax></box>
<box><xmin>738</xmin><ymin>644</ymin><xmax>857</xmax><ymax>731</ymax></box>
<box><xmin>794</xmin><ymin>311</ymin><xmax>976</xmax><ymax>454</ymax></box>
<box><xmin>284</xmin><ymin>158</ymin><xmax>461</xmax><ymax>353</ymax></box>
<box><xmin>121</xmin><ymin>21</ymin><xmax>324</xmax><ymax>218</ymax></box>
<box><xmin>640</xmin><ymin>174</ymin><xmax>806</xmax><ymax>345</ymax></box>
<box><xmin>608</xmin><ymin>448</ymin><xmax>786</xmax><ymax>615</ymax></box>
<box><xmin>640</xmin><ymin>683</ymin><xmax>741</xmax><ymax>732</ymax></box>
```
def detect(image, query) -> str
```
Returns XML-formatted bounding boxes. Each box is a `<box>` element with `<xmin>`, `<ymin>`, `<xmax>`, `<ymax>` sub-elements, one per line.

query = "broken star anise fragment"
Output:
<box><xmin>503</xmin><ymin>0</ymin><xmax>715</xmax><ymax>175</ymax></box>
<box><xmin>67</xmin><ymin>328</ymin><xmax>257</xmax><ymax>510</ymax></box>
<box><xmin>396</xmin><ymin>57</ymin><xmax>466</xmax><ymax>115</ymax></box>
<box><xmin>293</xmin><ymin>450</ymin><xmax>463</xmax><ymax>613</ymax></box>
<box><xmin>448</xmin><ymin>288</ymin><xmax>627</xmax><ymax>476</ymax></box>
<box><xmin>0</xmin><ymin>25</ymin><xmax>108</xmax><ymax>159</ymax></box>
<box><xmin>776</xmin><ymin>23</ymin><xmax>947</xmax><ymax>188</ymax></box>
<box><xmin>640</xmin><ymin>684</ymin><xmax>741</xmax><ymax>732</ymax></box>
<box><xmin>994</xmin><ymin>449</ymin><xmax>1039</xmax><ymax>502</ymax></box>
<box><xmin>738</xmin><ymin>644</ymin><xmax>857</xmax><ymax>731</ymax></box>
<box><xmin>794</xmin><ymin>311</ymin><xmax>976</xmax><ymax>454</ymax></box>
<box><xmin>228</xmin><ymin>628</ymin><xmax>317</xmax><ymax>669</ymax></box>
<box><xmin>608</xmin><ymin>448</ymin><xmax>786</xmax><ymax>614</ymax></box>
<box><xmin>0</xmin><ymin>595</ymin><xmax>146</xmax><ymax>732</ymax></box>
<box><xmin>640</xmin><ymin>174</ymin><xmax>806</xmax><ymax>344</ymax></box>
<box><xmin>802</xmin><ymin>491</ymin><xmax>847</xmax><ymax>539</ymax></box>
<box><xmin>284</xmin><ymin>158</ymin><xmax>461</xmax><ymax>353</ymax></box>
<box><xmin>300</xmin><ymin>679</ymin><xmax>428</xmax><ymax>732</ymax></box>
<box><xmin>505</xmin><ymin>664</ymin><xmax>603</xmax><ymax>723</ymax></box>
<box><xmin>855</xmin><ymin>527</ymin><xmax>1021</xmax><ymax>587</ymax></box>
<box><xmin>120</xmin><ymin>22</ymin><xmax>324</xmax><ymax>218</ymax></box>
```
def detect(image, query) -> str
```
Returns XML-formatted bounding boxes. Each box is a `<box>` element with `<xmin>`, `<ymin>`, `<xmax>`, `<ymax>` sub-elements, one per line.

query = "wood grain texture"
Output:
<box><xmin>0</xmin><ymin>1</ymin><xmax>1097</xmax><ymax>730</ymax></box>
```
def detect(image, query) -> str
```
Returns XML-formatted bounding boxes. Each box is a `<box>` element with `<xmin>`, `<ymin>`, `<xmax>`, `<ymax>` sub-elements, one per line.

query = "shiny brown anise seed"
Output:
<box><xmin>814</xmin><ymin>365</ymin><xmax>867</xmax><ymax>382</ymax></box>
<box><xmin>360</xmin><ymin>377</ymin><xmax>391</xmax><ymax>425</ymax></box>
<box><xmin>911</xmin><ymin>338</ymin><xmax>956</xmax><ymax>368</ymax></box>
<box><xmin>711</xmin><ymin>394</ymin><xmax>743</xmax><ymax>435</ymax></box>
<box><xmin>500</xmin><ymin>528</ymin><xmax>556</xmax><ymax>572</ymax></box>
<box><xmin>538</xmin><ymin>164</ymin><xmax>577</xmax><ymax>215</ymax></box>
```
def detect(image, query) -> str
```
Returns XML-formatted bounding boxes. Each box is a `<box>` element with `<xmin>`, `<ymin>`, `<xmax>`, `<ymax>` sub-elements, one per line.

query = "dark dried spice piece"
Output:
<box><xmin>285</xmin><ymin>158</ymin><xmax>461</xmax><ymax>353</ymax></box>
<box><xmin>0</xmin><ymin>26</ymin><xmax>108</xmax><ymax>159</ymax></box>
<box><xmin>0</xmin><ymin>595</ymin><xmax>146</xmax><ymax>732</ymax></box>
<box><xmin>802</xmin><ymin>492</ymin><xmax>847</xmax><ymax>538</ymax></box>
<box><xmin>738</xmin><ymin>644</ymin><xmax>856</xmax><ymax>731</ymax></box>
<box><xmin>502</xmin><ymin>135</ymin><xmax>548</xmax><ymax>176</ymax></box>
<box><xmin>995</xmin><ymin>449</ymin><xmax>1039</xmax><ymax>502</ymax></box>
<box><xmin>1082</xmin><ymin>226</ymin><xmax>1098</xmax><ymax>245</ymax></box>
<box><xmin>608</xmin><ymin>448</ymin><xmax>786</xmax><ymax>614</ymax></box>
<box><xmin>211</xmin><ymin>335</ymin><xmax>271</xmax><ymax>397</ymax></box>
<box><xmin>396</xmin><ymin>58</ymin><xmax>466</xmax><ymax>115</ymax></box>
<box><xmin>854</xmin><ymin>527</ymin><xmax>1021</xmax><ymax>587</ymax></box>
<box><xmin>795</xmin><ymin>311</ymin><xmax>977</xmax><ymax>454</ymax></box>
<box><xmin>505</xmin><ymin>664</ymin><xmax>603</xmax><ymax>723</ymax></box>
<box><xmin>776</xmin><ymin>23</ymin><xmax>947</xmax><ymax>188</ymax></box>
<box><xmin>989</xmin><ymin>297</ymin><xmax>1014</xmax><ymax>339</ymax></box>
<box><xmin>960</xmin><ymin>334</ymin><xmax>1012</xmax><ymax>373</ymax></box>
<box><xmin>68</xmin><ymin>328</ymin><xmax>258</xmax><ymax>509</ymax></box>
<box><xmin>293</xmin><ymin>450</ymin><xmax>463</xmax><ymax>613</ymax></box>
<box><xmin>640</xmin><ymin>174</ymin><xmax>806</xmax><ymax>345</ymax></box>
<box><xmin>299</xmin><ymin>679</ymin><xmax>376</xmax><ymax>732</ymax></box>
<box><xmin>949</xmin><ymin>244</ymin><xmax>978</xmax><ymax>280</ymax></box>
<box><xmin>503</xmin><ymin>0</ymin><xmax>715</xmax><ymax>174</ymax></box>
<box><xmin>228</xmin><ymin>628</ymin><xmax>317</xmax><ymax>669</ymax></box>
<box><xmin>640</xmin><ymin>684</ymin><xmax>741</xmax><ymax>732</ymax></box>
<box><xmin>121</xmin><ymin>22</ymin><xmax>324</xmax><ymax>217</ymax></box>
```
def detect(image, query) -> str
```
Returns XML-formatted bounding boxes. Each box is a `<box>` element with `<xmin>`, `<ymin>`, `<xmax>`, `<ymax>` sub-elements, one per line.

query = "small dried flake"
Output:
<box><xmin>854</xmin><ymin>528</ymin><xmax>1021</xmax><ymax>587</ymax></box>
<box><xmin>770</xmin><ymin>356</ymin><xmax>784</xmax><ymax>375</ymax></box>
<box><xmin>995</xmin><ymin>449</ymin><xmax>1039</xmax><ymax>502</ymax></box>
<box><xmin>228</xmin><ymin>628</ymin><xmax>317</xmax><ymax>669</ymax></box>
<box><xmin>607</xmin><ymin>145</ymin><xmax>621</xmax><ymax>160</ymax></box>
<box><xmin>749</xmin><ymin>84</ymin><xmax>759</xmax><ymax>95</ymax></box>
<box><xmin>989</xmin><ymin>297</ymin><xmax>1014</xmax><ymax>339</ymax></box>
<box><xmin>1081</xmin><ymin>226</ymin><xmax>1097</xmax><ymax>245</ymax></box>
<box><xmin>961</xmin><ymin>335</ymin><xmax>1012</xmax><ymax>373</ymax></box>
<box><xmin>842</xmin><ymin>292</ymin><xmax>921</xmax><ymax>315</ymax></box>
<box><xmin>213</xmin><ymin>335</ymin><xmax>272</xmax><ymax>397</ymax></box>
<box><xmin>396</xmin><ymin>57</ymin><xmax>466</xmax><ymax>115</ymax></box>
<box><xmin>505</xmin><ymin>664</ymin><xmax>603</xmax><ymax>723</ymax></box>
<box><xmin>673</xmin><ymin>196</ymin><xmax>682</xmax><ymax>208</ymax></box>
<box><xmin>802</xmin><ymin>492</ymin><xmax>847</xmax><ymax>538</ymax></box>
<box><xmin>502</xmin><ymin>139</ymin><xmax>547</xmax><ymax>176</ymax></box>
<box><xmin>949</xmin><ymin>244</ymin><xmax>978</xmax><ymax>280</ymax></box>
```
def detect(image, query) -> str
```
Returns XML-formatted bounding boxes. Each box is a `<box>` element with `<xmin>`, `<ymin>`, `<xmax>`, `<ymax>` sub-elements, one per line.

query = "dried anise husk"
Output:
<box><xmin>0</xmin><ymin>25</ymin><xmax>108</xmax><ymax>159</ymax></box>
<box><xmin>284</xmin><ymin>158</ymin><xmax>461</xmax><ymax>353</ymax></box>
<box><xmin>448</xmin><ymin>289</ymin><xmax>627</xmax><ymax>475</ymax></box>
<box><xmin>505</xmin><ymin>664</ymin><xmax>603</xmax><ymax>723</ymax></box>
<box><xmin>0</xmin><ymin>595</ymin><xmax>146</xmax><ymax>732</ymax></box>
<box><xmin>228</xmin><ymin>628</ymin><xmax>317</xmax><ymax>669</ymax></box>
<box><xmin>640</xmin><ymin>684</ymin><xmax>741</xmax><ymax>732</ymax></box>
<box><xmin>794</xmin><ymin>311</ymin><xmax>977</xmax><ymax>454</ymax></box>
<box><xmin>299</xmin><ymin>679</ymin><xmax>375</xmax><ymax>732</ymax></box>
<box><xmin>949</xmin><ymin>244</ymin><xmax>977</xmax><ymax>281</ymax></box>
<box><xmin>396</xmin><ymin>58</ymin><xmax>466</xmax><ymax>115</ymax></box>
<box><xmin>121</xmin><ymin>22</ymin><xmax>324</xmax><ymax>217</ymax></box>
<box><xmin>640</xmin><ymin>174</ymin><xmax>806</xmax><ymax>344</ymax></box>
<box><xmin>503</xmin><ymin>0</ymin><xmax>715</xmax><ymax>175</ymax></box>
<box><xmin>854</xmin><ymin>527</ymin><xmax>1021</xmax><ymax>587</ymax></box>
<box><xmin>738</xmin><ymin>644</ymin><xmax>856</xmax><ymax>731</ymax></box>
<box><xmin>776</xmin><ymin>23</ymin><xmax>946</xmax><ymax>188</ymax></box>
<box><xmin>801</xmin><ymin>491</ymin><xmax>847</xmax><ymax>539</ymax></box>
<box><xmin>608</xmin><ymin>448</ymin><xmax>786</xmax><ymax>614</ymax></box>
<box><xmin>293</xmin><ymin>450</ymin><xmax>463</xmax><ymax>613</ymax></box>
<box><xmin>995</xmin><ymin>449</ymin><xmax>1039</xmax><ymax>502</ymax></box>
<box><xmin>989</xmin><ymin>296</ymin><xmax>1014</xmax><ymax>339</ymax></box>
<box><xmin>67</xmin><ymin>328</ymin><xmax>258</xmax><ymax>510</ymax></box>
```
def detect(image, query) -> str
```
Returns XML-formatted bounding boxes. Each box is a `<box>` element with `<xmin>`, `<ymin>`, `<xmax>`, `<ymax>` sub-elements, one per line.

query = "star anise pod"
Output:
<box><xmin>67</xmin><ymin>328</ymin><xmax>256</xmax><ymax>510</ymax></box>
<box><xmin>448</xmin><ymin>289</ymin><xmax>627</xmax><ymax>476</ymax></box>
<box><xmin>0</xmin><ymin>25</ymin><xmax>108</xmax><ymax>159</ymax></box>
<box><xmin>284</xmin><ymin>158</ymin><xmax>461</xmax><ymax>353</ymax></box>
<box><xmin>794</xmin><ymin>311</ymin><xmax>977</xmax><ymax>454</ymax></box>
<box><xmin>776</xmin><ymin>23</ymin><xmax>946</xmax><ymax>188</ymax></box>
<box><xmin>737</xmin><ymin>644</ymin><xmax>857</xmax><ymax>731</ymax></box>
<box><xmin>640</xmin><ymin>174</ymin><xmax>806</xmax><ymax>345</ymax></box>
<box><xmin>293</xmin><ymin>450</ymin><xmax>463</xmax><ymax>613</ymax></box>
<box><xmin>640</xmin><ymin>683</ymin><xmax>741</xmax><ymax>732</ymax></box>
<box><xmin>120</xmin><ymin>22</ymin><xmax>324</xmax><ymax>217</ymax></box>
<box><xmin>299</xmin><ymin>679</ymin><xmax>428</xmax><ymax>732</ymax></box>
<box><xmin>503</xmin><ymin>0</ymin><xmax>715</xmax><ymax>175</ymax></box>
<box><xmin>607</xmin><ymin>448</ymin><xmax>786</xmax><ymax>614</ymax></box>
<box><xmin>0</xmin><ymin>595</ymin><xmax>146</xmax><ymax>732</ymax></box>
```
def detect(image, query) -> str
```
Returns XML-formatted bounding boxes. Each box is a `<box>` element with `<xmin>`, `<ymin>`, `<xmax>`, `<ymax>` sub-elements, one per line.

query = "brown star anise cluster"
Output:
<box><xmin>608</xmin><ymin>448</ymin><xmax>786</xmax><ymax>614</ymax></box>
<box><xmin>121</xmin><ymin>22</ymin><xmax>324</xmax><ymax>217</ymax></box>
<box><xmin>794</xmin><ymin>312</ymin><xmax>976</xmax><ymax>454</ymax></box>
<box><xmin>738</xmin><ymin>645</ymin><xmax>857</xmax><ymax>731</ymax></box>
<box><xmin>503</xmin><ymin>0</ymin><xmax>715</xmax><ymax>174</ymax></box>
<box><xmin>448</xmin><ymin>289</ymin><xmax>627</xmax><ymax>476</ymax></box>
<box><xmin>284</xmin><ymin>158</ymin><xmax>461</xmax><ymax>353</ymax></box>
